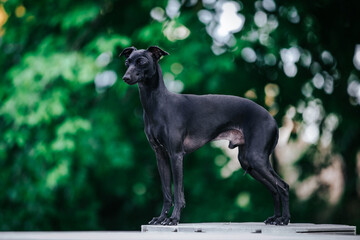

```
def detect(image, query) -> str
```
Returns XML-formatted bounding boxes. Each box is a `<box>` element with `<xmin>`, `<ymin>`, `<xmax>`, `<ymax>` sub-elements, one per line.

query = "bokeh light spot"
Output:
<box><xmin>262</xmin><ymin>0</ymin><xmax>276</xmax><ymax>12</ymax></box>
<box><xmin>15</xmin><ymin>5</ymin><xmax>26</xmax><ymax>18</ymax></box>
<box><xmin>264</xmin><ymin>53</ymin><xmax>277</xmax><ymax>66</ymax></box>
<box><xmin>254</xmin><ymin>11</ymin><xmax>267</xmax><ymax>28</ymax></box>
<box><xmin>241</xmin><ymin>47</ymin><xmax>257</xmax><ymax>63</ymax></box>
<box><xmin>265</xmin><ymin>83</ymin><xmax>280</xmax><ymax>97</ymax></box>
<box><xmin>312</xmin><ymin>73</ymin><xmax>324</xmax><ymax>89</ymax></box>
<box><xmin>236</xmin><ymin>192</ymin><xmax>251</xmax><ymax>208</ymax></box>
<box><xmin>198</xmin><ymin>9</ymin><xmax>213</xmax><ymax>24</ymax></box>
<box><xmin>244</xmin><ymin>88</ymin><xmax>257</xmax><ymax>99</ymax></box>
<box><xmin>353</xmin><ymin>44</ymin><xmax>360</xmax><ymax>70</ymax></box>
<box><xmin>150</xmin><ymin>7</ymin><xmax>166</xmax><ymax>22</ymax></box>
<box><xmin>171</xmin><ymin>62</ymin><xmax>184</xmax><ymax>75</ymax></box>
<box><xmin>133</xmin><ymin>183</ymin><xmax>147</xmax><ymax>195</ymax></box>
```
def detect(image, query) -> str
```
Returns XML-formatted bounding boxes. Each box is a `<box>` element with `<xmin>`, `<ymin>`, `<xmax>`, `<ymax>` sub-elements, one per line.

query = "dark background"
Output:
<box><xmin>0</xmin><ymin>0</ymin><xmax>359</xmax><ymax>231</ymax></box>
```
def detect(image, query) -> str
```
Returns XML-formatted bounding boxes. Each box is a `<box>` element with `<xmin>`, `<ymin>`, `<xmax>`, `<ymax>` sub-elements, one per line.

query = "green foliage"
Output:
<box><xmin>0</xmin><ymin>0</ymin><xmax>360</xmax><ymax>231</ymax></box>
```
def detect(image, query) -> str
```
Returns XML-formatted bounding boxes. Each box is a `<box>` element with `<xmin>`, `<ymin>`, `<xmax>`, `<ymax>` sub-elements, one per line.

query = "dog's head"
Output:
<box><xmin>119</xmin><ymin>46</ymin><xmax>169</xmax><ymax>85</ymax></box>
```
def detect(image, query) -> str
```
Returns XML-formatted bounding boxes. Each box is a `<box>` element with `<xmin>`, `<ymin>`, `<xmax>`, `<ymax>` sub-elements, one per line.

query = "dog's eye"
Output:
<box><xmin>137</xmin><ymin>58</ymin><xmax>148</xmax><ymax>66</ymax></box>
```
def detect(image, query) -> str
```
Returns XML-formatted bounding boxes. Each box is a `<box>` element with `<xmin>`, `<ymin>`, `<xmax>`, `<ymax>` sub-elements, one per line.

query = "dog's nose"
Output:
<box><xmin>123</xmin><ymin>75</ymin><xmax>130</xmax><ymax>82</ymax></box>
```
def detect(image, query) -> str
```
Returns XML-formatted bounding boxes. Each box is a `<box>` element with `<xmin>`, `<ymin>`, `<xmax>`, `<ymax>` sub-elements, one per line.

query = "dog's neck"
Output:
<box><xmin>138</xmin><ymin>62</ymin><xmax>169</xmax><ymax>115</ymax></box>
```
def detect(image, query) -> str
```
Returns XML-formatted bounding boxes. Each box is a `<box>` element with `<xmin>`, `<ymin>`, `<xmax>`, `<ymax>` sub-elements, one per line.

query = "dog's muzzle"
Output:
<box><xmin>123</xmin><ymin>75</ymin><xmax>138</xmax><ymax>85</ymax></box>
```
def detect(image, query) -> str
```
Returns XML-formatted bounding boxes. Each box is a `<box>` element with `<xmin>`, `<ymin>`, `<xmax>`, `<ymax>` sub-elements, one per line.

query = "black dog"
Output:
<box><xmin>119</xmin><ymin>46</ymin><xmax>290</xmax><ymax>226</ymax></box>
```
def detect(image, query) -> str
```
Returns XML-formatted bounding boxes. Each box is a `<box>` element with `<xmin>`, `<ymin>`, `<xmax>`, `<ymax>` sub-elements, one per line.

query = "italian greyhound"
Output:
<box><xmin>119</xmin><ymin>46</ymin><xmax>290</xmax><ymax>226</ymax></box>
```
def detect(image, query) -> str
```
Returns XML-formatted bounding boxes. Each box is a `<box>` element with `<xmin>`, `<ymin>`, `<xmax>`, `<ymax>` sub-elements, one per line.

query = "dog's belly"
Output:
<box><xmin>213</xmin><ymin>129</ymin><xmax>245</xmax><ymax>149</ymax></box>
<box><xmin>183</xmin><ymin>135</ymin><xmax>209</xmax><ymax>154</ymax></box>
<box><xmin>183</xmin><ymin>128</ymin><xmax>245</xmax><ymax>153</ymax></box>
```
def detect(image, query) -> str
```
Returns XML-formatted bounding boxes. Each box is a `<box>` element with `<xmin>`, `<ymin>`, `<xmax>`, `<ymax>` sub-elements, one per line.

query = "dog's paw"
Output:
<box><xmin>264</xmin><ymin>215</ymin><xmax>279</xmax><ymax>225</ymax></box>
<box><xmin>265</xmin><ymin>216</ymin><xmax>290</xmax><ymax>226</ymax></box>
<box><xmin>161</xmin><ymin>217</ymin><xmax>179</xmax><ymax>225</ymax></box>
<box><xmin>148</xmin><ymin>216</ymin><xmax>165</xmax><ymax>225</ymax></box>
<box><xmin>274</xmin><ymin>216</ymin><xmax>290</xmax><ymax>226</ymax></box>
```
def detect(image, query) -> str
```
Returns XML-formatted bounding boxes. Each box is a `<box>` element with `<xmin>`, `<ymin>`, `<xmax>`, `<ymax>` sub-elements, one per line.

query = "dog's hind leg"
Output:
<box><xmin>269</xmin><ymin>168</ymin><xmax>290</xmax><ymax>225</ymax></box>
<box><xmin>238</xmin><ymin>148</ymin><xmax>281</xmax><ymax>223</ymax></box>
<box><xmin>246</xmin><ymin>151</ymin><xmax>290</xmax><ymax>225</ymax></box>
<box><xmin>249</xmin><ymin>169</ymin><xmax>282</xmax><ymax>223</ymax></box>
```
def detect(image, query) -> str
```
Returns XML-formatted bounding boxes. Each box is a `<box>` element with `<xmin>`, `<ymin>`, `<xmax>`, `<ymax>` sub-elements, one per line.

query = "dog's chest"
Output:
<box><xmin>144</xmin><ymin>115</ymin><xmax>168</xmax><ymax>144</ymax></box>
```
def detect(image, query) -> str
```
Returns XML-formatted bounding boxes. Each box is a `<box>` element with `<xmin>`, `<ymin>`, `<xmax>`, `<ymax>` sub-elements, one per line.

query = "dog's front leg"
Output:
<box><xmin>148</xmin><ymin>147</ymin><xmax>173</xmax><ymax>225</ymax></box>
<box><xmin>161</xmin><ymin>152</ymin><xmax>185</xmax><ymax>225</ymax></box>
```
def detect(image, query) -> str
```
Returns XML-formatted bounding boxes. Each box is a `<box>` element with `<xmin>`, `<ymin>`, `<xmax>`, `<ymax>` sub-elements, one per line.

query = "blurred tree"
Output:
<box><xmin>0</xmin><ymin>0</ymin><xmax>359</xmax><ymax>231</ymax></box>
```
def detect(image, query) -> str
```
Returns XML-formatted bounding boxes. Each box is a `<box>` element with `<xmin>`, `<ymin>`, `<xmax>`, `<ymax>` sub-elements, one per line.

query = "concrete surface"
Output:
<box><xmin>0</xmin><ymin>231</ymin><xmax>359</xmax><ymax>240</ymax></box>
<box><xmin>142</xmin><ymin>222</ymin><xmax>356</xmax><ymax>235</ymax></box>
<box><xmin>0</xmin><ymin>223</ymin><xmax>357</xmax><ymax>240</ymax></box>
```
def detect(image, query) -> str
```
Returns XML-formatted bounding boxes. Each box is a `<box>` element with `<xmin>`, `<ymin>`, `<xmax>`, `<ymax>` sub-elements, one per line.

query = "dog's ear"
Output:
<box><xmin>119</xmin><ymin>46</ymin><xmax>137</xmax><ymax>58</ymax></box>
<box><xmin>147</xmin><ymin>46</ymin><xmax>169</xmax><ymax>62</ymax></box>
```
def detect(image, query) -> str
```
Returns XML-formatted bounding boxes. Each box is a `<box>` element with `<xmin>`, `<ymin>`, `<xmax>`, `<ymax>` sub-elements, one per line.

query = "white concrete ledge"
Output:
<box><xmin>0</xmin><ymin>228</ymin><xmax>358</xmax><ymax>240</ymax></box>
<box><xmin>142</xmin><ymin>222</ymin><xmax>356</xmax><ymax>235</ymax></box>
